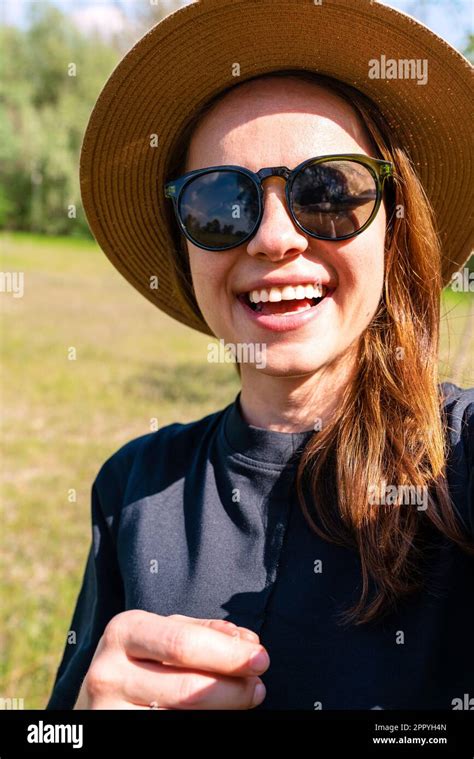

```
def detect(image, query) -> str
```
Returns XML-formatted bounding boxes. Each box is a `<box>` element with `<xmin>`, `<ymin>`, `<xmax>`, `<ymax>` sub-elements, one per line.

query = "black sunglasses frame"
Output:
<box><xmin>164</xmin><ymin>153</ymin><xmax>394</xmax><ymax>252</ymax></box>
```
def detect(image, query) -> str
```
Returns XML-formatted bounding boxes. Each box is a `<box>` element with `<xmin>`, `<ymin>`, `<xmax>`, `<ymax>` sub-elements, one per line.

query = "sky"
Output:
<box><xmin>1</xmin><ymin>0</ymin><xmax>472</xmax><ymax>52</ymax></box>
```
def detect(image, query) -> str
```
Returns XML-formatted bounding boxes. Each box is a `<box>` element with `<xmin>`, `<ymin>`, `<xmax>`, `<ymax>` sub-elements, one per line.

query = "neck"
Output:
<box><xmin>238</xmin><ymin>352</ymin><xmax>357</xmax><ymax>433</ymax></box>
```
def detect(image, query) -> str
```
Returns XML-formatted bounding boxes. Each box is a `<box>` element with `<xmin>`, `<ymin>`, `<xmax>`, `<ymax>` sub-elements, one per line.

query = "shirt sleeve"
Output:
<box><xmin>45</xmin><ymin>472</ymin><xmax>125</xmax><ymax>709</ymax></box>
<box><xmin>442</xmin><ymin>384</ymin><xmax>474</xmax><ymax>539</ymax></box>
<box><xmin>463</xmin><ymin>394</ymin><xmax>474</xmax><ymax>537</ymax></box>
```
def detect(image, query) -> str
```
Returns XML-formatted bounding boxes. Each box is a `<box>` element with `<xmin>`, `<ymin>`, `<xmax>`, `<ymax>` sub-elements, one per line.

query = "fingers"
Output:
<box><xmin>86</xmin><ymin>700</ymin><xmax>151</xmax><ymax>710</ymax></box>
<box><xmin>83</xmin><ymin>612</ymin><xmax>269</xmax><ymax>710</ymax></box>
<box><xmin>120</xmin><ymin>658</ymin><xmax>266</xmax><ymax>710</ymax></box>
<box><xmin>114</xmin><ymin>611</ymin><xmax>270</xmax><ymax>678</ymax></box>
<box><xmin>169</xmin><ymin>614</ymin><xmax>260</xmax><ymax>643</ymax></box>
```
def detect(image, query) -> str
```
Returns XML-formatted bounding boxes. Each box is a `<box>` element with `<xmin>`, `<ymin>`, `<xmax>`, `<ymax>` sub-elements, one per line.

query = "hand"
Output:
<box><xmin>74</xmin><ymin>610</ymin><xmax>269</xmax><ymax>709</ymax></box>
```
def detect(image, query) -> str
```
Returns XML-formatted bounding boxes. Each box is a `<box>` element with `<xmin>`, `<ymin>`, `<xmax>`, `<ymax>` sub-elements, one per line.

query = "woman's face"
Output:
<box><xmin>184</xmin><ymin>77</ymin><xmax>386</xmax><ymax>376</ymax></box>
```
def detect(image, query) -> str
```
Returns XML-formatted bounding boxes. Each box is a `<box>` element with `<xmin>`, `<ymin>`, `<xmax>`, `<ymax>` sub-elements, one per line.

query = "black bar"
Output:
<box><xmin>0</xmin><ymin>709</ymin><xmax>473</xmax><ymax>757</ymax></box>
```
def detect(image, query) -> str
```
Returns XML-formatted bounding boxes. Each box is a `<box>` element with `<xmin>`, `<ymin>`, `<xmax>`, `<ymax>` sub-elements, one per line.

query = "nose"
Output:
<box><xmin>245</xmin><ymin>177</ymin><xmax>309</xmax><ymax>262</ymax></box>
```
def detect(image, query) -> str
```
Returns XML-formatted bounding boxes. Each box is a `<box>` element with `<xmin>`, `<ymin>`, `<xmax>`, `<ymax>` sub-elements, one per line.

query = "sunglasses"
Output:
<box><xmin>164</xmin><ymin>153</ymin><xmax>393</xmax><ymax>252</ymax></box>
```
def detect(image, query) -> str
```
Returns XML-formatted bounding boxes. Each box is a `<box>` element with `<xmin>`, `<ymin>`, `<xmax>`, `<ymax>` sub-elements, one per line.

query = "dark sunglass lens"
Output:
<box><xmin>178</xmin><ymin>170</ymin><xmax>259</xmax><ymax>248</ymax></box>
<box><xmin>291</xmin><ymin>160</ymin><xmax>378</xmax><ymax>238</ymax></box>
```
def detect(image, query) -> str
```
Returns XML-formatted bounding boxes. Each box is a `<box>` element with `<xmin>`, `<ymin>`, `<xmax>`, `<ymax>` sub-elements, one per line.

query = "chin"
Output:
<box><xmin>250</xmin><ymin>351</ymin><xmax>330</xmax><ymax>377</ymax></box>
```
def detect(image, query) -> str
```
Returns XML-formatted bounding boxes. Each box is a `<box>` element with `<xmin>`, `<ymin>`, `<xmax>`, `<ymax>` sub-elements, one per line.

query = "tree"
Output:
<box><xmin>0</xmin><ymin>3</ymin><xmax>118</xmax><ymax>234</ymax></box>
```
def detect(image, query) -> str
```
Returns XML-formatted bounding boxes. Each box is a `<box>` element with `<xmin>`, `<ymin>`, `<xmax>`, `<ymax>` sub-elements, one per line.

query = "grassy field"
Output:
<box><xmin>1</xmin><ymin>231</ymin><xmax>473</xmax><ymax>708</ymax></box>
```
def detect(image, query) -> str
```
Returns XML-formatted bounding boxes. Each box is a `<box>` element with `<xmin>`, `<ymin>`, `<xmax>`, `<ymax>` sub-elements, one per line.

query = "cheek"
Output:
<box><xmin>187</xmin><ymin>246</ymin><xmax>233</xmax><ymax>324</ymax></box>
<box><xmin>337</xmin><ymin>229</ymin><xmax>385</xmax><ymax>323</ymax></box>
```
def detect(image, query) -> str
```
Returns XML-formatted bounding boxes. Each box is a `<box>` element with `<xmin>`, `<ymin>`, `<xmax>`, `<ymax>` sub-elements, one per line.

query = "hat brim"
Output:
<box><xmin>80</xmin><ymin>0</ymin><xmax>474</xmax><ymax>336</ymax></box>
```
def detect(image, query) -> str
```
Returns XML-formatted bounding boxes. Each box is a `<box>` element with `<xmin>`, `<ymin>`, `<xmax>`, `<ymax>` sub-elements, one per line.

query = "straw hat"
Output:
<box><xmin>80</xmin><ymin>0</ymin><xmax>474</xmax><ymax>337</ymax></box>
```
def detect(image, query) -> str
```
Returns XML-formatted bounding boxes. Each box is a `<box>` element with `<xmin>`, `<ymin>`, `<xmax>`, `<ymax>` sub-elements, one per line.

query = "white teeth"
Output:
<box><xmin>248</xmin><ymin>282</ymin><xmax>326</xmax><ymax>304</ymax></box>
<box><xmin>295</xmin><ymin>285</ymin><xmax>306</xmax><ymax>300</ymax></box>
<box><xmin>269</xmin><ymin>287</ymin><xmax>282</xmax><ymax>302</ymax></box>
<box><xmin>281</xmin><ymin>285</ymin><xmax>295</xmax><ymax>300</ymax></box>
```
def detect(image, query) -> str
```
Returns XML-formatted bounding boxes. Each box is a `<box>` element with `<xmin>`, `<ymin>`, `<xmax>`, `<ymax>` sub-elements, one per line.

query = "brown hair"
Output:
<box><xmin>164</xmin><ymin>69</ymin><xmax>474</xmax><ymax>624</ymax></box>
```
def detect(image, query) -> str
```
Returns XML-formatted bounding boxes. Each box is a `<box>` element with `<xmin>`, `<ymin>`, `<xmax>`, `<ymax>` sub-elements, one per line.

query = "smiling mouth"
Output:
<box><xmin>238</xmin><ymin>283</ymin><xmax>329</xmax><ymax>317</ymax></box>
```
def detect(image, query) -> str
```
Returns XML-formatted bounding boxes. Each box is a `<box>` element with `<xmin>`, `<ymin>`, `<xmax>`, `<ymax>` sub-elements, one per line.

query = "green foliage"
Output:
<box><xmin>462</xmin><ymin>33</ymin><xmax>474</xmax><ymax>62</ymax></box>
<box><xmin>0</xmin><ymin>3</ymin><xmax>118</xmax><ymax>236</ymax></box>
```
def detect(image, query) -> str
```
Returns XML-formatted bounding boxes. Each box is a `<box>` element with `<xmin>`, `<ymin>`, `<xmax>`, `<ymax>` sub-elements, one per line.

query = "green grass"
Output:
<box><xmin>1</xmin><ymin>231</ymin><xmax>473</xmax><ymax>708</ymax></box>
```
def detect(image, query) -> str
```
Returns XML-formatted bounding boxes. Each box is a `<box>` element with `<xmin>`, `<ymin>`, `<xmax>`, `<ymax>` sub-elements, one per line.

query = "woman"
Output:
<box><xmin>46</xmin><ymin>0</ymin><xmax>474</xmax><ymax>710</ymax></box>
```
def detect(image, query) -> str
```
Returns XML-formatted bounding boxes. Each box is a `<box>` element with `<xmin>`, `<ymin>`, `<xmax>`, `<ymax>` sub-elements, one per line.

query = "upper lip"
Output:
<box><xmin>236</xmin><ymin>276</ymin><xmax>336</xmax><ymax>295</ymax></box>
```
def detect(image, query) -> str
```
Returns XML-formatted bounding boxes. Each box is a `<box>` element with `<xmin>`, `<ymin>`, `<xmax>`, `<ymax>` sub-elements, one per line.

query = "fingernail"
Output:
<box><xmin>249</xmin><ymin>648</ymin><xmax>269</xmax><ymax>673</ymax></box>
<box><xmin>241</xmin><ymin>630</ymin><xmax>259</xmax><ymax>642</ymax></box>
<box><xmin>252</xmin><ymin>681</ymin><xmax>266</xmax><ymax>706</ymax></box>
